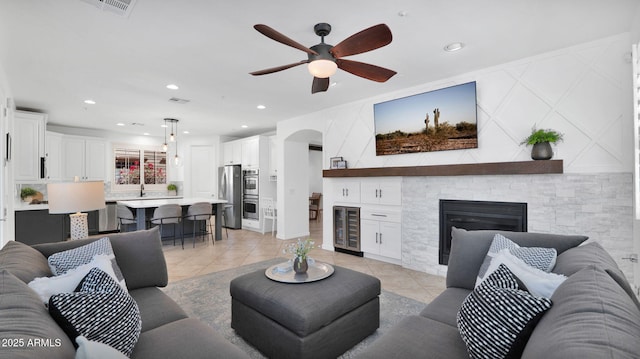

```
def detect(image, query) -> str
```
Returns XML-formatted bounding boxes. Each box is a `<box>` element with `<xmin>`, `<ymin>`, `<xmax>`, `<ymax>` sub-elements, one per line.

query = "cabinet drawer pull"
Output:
<box><xmin>371</xmin><ymin>214</ymin><xmax>387</xmax><ymax>217</ymax></box>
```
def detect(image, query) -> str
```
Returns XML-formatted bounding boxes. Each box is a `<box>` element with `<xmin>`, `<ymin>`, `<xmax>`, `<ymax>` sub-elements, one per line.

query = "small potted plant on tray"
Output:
<box><xmin>521</xmin><ymin>127</ymin><xmax>563</xmax><ymax>160</ymax></box>
<box><xmin>20</xmin><ymin>187</ymin><xmax>37</xmax><ymax>203</ymax></box>
<box><xmin>167</xmin><ymin>183</ymin><xmax>177</xmax><ymax>196</ymax></box>
<box><xmin>284</xmin><ymin>238</ymin><xmax>315</xmax><ymax>274</ymax></box>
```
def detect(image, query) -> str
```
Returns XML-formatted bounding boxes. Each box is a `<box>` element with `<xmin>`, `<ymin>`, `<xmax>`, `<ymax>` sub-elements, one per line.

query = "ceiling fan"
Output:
<box><xmin>250</xmin><ymin>23</ymin><xmax>397</xmax><ymax>94</ymax></box>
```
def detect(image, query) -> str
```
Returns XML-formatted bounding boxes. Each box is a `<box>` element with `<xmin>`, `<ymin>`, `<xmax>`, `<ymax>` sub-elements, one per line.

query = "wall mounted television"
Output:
<box><xmin>373</xmin><ymin>81</ymin><xmax>478</xmax><ymax>156</ymax></box>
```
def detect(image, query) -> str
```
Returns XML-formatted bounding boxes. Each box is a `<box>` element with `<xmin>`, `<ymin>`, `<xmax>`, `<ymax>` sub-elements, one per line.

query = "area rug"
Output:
<box><xmin>163</xmin><ymin>258</ymin><xmax>427</xmax><ymax>358</ymax></box>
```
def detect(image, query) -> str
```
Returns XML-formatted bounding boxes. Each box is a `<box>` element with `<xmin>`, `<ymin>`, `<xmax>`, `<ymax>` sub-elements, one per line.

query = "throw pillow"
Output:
<box><xmin>485</xmin><ymin>249</ymin><xmax>567</xmax><ymax>298</ymax></box>
<box><xmin>75</xmin><ymin>336</ymin><xmax>128</xmax><ymax>359</ymax></box>
<box><xmin>476</xmin><ymin>234</ymin><xmax>556</xmax><ymax>286</ymax></box>
<box><xmin>49</xmin><ymin>268</ymin><xmax>141</xmax><ymax>357</ymax></box>
<box><xmin>48</xmin><ymin>237</ymin><xmax>127</xmax><ymax>289</ymax></box>
<box><xmin>0</xmin><ymin>240</ymin><xmax>53</xmax><ymax>283</ymax></box>
<box><xmin>28</xmin><ymin>254</ymin><xmax>119</xmax><ymax>304</ymax></box>
<box><xmin>457</xmin><ymin>264</ymin><xmax>552</xmax><ymax>359</ymax></box>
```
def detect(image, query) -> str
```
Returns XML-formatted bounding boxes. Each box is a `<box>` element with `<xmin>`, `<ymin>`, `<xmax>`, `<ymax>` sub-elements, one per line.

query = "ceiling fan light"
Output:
<box><xmin>308</xmin><ymin>59</ymin><xmax>337</xmax><ymax>78</ymax></box>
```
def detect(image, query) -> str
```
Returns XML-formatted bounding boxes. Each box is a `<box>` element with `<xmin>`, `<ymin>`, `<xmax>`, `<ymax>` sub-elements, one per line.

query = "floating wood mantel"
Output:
<box><xmin>323</xmin><ymin>160</ymin><xmax>563</xmax><ymax>178</ymax></box>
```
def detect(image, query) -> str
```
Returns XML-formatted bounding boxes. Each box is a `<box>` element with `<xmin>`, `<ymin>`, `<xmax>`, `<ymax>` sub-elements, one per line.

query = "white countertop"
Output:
<box><xmin>14</xmin><ymin>195</ymin><xmax>188</xmax><ymax>211</ymax></box>
<box><xmin>117</xmin><ymin>197</ymin><xmax>227</xmax><ymax>208</ymax></box>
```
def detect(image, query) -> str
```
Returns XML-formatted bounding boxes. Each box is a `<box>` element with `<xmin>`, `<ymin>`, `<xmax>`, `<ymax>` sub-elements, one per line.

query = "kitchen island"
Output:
<box><xmin>116</xmin><ymin>197</ymin><xmax>228</xmax><ymax>241</ymax></box>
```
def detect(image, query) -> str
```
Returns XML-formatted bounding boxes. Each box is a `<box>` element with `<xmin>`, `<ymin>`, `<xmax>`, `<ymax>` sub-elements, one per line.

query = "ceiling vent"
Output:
<box><xmin>168</xmin><ymin>97</ymin><xmax>190</xmax><ymax>104</ymax></box>
<box><xmin>81</xmin><ymin>0</ymin><xmax>137</xmax><ymax>17</ymax></box>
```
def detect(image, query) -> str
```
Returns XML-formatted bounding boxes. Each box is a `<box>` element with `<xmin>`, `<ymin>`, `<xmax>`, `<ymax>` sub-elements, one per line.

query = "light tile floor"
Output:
<box><xmin>162</xmin><ymin>219</ymin><xmax>446</xmax><ymax>303</ymax></box>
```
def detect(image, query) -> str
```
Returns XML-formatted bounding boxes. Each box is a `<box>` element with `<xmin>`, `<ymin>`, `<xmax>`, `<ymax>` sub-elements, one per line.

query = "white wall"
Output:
<box><xmin>277</xmin><ymin>33</ymin><xmax>635</xmax><ymax>278</ymax></box>
<box><xmin>0</xmin><ymin>62</ymin><xmax>13</xmax><ymax>247</ymax></box>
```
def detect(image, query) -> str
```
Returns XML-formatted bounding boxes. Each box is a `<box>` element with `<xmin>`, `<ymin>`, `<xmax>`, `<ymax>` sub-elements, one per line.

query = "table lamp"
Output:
<box><xmin>47</xmin><ymin>180</ymin><xmax>105</xmax><ymax>240</ymax></box>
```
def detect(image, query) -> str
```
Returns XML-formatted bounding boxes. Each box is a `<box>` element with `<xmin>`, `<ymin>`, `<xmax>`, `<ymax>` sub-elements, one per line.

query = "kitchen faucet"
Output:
<box><xmin>140</xmin><ymin>183</ymin><xmax>145</xmax><ymax>197</ymax></box>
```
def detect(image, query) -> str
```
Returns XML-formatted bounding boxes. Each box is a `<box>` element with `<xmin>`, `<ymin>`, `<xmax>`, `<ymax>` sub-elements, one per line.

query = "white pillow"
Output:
<box><xmin>485</xmin><ymin>249</ymin><xmax>567</xmax><ymax>298</ymax></box>
<box><xmin>28</xmin><ymin>254</ymin><xmax>121</xmax><ymax>304</ymax></box>
<box><xmin>476</xmin><ymin>233</ymin><xmax>557</xmax><ymax>286</ymax></box>
<box><xmin>48</xmin><ymin>237</ymin><xmax>127</xmax><ymax>289</ymax></box>
<box><xmin>75</xmin><ymin>336</ymin><xmax>128</xmax><ymax>359</ymax></box>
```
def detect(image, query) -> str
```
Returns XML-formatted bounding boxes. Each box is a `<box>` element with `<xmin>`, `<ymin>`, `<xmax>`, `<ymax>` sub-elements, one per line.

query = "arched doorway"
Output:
<box><xmin>276</xmin><ymin>129</ymin><xmax>323</xmax><ymax>240</ymax></box>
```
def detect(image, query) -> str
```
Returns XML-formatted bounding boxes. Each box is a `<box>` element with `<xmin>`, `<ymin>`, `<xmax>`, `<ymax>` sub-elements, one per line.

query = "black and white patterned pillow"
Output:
<box><xmin>458</xmin><ymin>264</ymin><xmax>552</xmax><ymax>359</ymax></box>
<box><xmin>49</xmin><ymin>268</ymin><xmax>141</xmax><ymax>357</ymax></box>
<box><xmin>476</xmin><ymin>234</ymin><xmax>556</xmax><ymax>286</ymax></box>
<box><xmin>48</xmin><ymin>237</ymin><xmax>127</xmax><ymax>289</ymax></box>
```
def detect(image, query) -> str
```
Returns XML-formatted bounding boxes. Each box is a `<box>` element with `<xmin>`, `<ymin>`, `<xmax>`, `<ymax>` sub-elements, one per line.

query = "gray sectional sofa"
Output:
<box><xmin>0</xmin><ymin>227</ymin><xmax>249</xmax><ymax>359</ymax></box>
<box><xmin>358</xmin><ymin>228</ymin><xmax>640</xmax><ymax>358</ymax></box>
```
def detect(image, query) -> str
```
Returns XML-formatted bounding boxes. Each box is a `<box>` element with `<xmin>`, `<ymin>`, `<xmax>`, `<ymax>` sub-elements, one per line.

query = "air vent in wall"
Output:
<box><xmin>81</xmin><ymin>0</ymin><xmax>137</xmax><ymax>17</ymax></box>
<box><xmin>168</xmin><ymin>97</ymin><xmax>191</xmax><ymax>104</ymax></box>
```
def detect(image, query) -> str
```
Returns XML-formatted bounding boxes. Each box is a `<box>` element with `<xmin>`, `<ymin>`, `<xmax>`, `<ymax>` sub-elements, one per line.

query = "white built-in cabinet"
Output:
<box><xmin>14</xmin><ymin>110</ymin><xmax>46</xmax><ymax>182</ymax></box>
<box><xmin>241</xmin><ymin>137</ymin><xmax>259</xmax><ymax>169</ymax></box>
<box><xmin>333</xmin><ymin>180</ymin><xmax>361</xmax><ymax>203</ymax></box>
<box><xmin>45</xmin><ymin>131</ymin><xmax>63</xmax><ymax>181</ymax></box>
<box><xmin>360</xmin><ymin>179</ymin><xmax>402</xmax><ymax>205</ymax></box>
<box><xmin>360</xmin><ymin>207</ymin><xmax>402</xmax><ymax>260</ymax></box>
<box><xmin>269</xmin><ymin>135</ymin><xmax>277</xmax><ymax>178</ymax></box>
<box><xmin>223</xmin><ymin>141</ymin><xmax>242</xmax><ymax>165</ymax></box>
<box><xmin>61</xmin><ymin>136</ymin><xmax>106</xmax><ymax>181</ymax></box>
<box><xmin>329</xmin><ymin>177</ymin><xmax>402</xmax><ymax>263</ymax></box>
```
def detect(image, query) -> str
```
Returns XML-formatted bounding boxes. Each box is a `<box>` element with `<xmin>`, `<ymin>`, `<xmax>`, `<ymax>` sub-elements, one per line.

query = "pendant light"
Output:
<box><xmin>162</xmin><ymin>119</ymin><xmax>168</xmax><ymax>152</ymax></box>
<box><xmin>173</xmin><ymin>119</ymin><xmax>180</xmax><ymax>166</ymax></box>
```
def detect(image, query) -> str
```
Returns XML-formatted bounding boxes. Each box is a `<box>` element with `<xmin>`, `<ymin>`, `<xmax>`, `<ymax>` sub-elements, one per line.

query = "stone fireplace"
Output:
<box><xmin>438</xmin><ymin>199</ymin><xmax>527</xmax><ymax>265</ymax></box>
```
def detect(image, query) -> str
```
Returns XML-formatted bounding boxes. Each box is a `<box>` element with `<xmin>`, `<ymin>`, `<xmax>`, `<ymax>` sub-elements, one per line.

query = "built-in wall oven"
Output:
<box><xmin>242</xmin><ymin>169</ymin><xmax>259</xmax><ymax>220</ymax></box>
<box><xmin>243</xmin><ymin>169</ymin><xmax>259</xmax><ymax>196</ymax></box>
<box><xmin>243</xmin><ymin>195</ymin><xmax>259</xmax><ymax>220</ymax></box>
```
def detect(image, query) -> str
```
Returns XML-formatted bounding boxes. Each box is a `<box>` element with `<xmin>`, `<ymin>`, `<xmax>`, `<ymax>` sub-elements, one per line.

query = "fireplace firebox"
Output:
<box><xmin>439</xmin><ymin>199</ymin><xmax>527</xmax><ymax>265</ymax></box>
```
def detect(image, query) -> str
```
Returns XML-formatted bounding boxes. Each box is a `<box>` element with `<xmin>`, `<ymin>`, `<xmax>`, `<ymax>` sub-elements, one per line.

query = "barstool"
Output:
<box><xmin>183</xmin><ymin>202</ymin><xmax>213</xmax><ymax>247</ymax></box>
<box><xmin>150</xmin><ymin>204</ymin><xmax>183</xmax><ymax>248</ymax></box>
<box><xmin>116</xmin><ymin>205</ymin><xmax>137</xmax><ymax>232</ymax></box>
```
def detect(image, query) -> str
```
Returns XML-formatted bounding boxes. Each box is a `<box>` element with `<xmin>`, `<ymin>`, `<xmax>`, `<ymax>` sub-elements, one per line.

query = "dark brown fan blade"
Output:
<box><xmin>250</xmin><ymin>60</ymin><xmax>308</xmax><ymax>76</ymax></box>
<box><xmin>336</xmin><ymin>59</ymin><xmax>396</xmax><ymax>82</ymax></box>
<box><xmin>254</xmin><ymin>24</ymin><xmax>319</xmax><ymax>56</ymax></box>
<box><xmin>311</xmin><ymin>77</ymin><xmax>330</xmax><ymax>94</ymax></box>
<box><xmin>330</xmin><ymin>24</ymin><xmax>392</xmax><ymax>58</ymax></box>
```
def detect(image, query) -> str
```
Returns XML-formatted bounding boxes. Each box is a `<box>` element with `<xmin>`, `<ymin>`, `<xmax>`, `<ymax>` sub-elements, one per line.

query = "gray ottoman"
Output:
<box><xmin>230</xmin><ymin>265</ymin><xmax>381</xmax><ymax>359</ymax></box>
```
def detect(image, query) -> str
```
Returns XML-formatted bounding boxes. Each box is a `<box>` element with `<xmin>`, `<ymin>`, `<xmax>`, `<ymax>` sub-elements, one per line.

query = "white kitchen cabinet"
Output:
<box><xmin>241</xmin><ymin>137</ymin><xmax>259</xmax><ymax>169</ymax></box>
<box><xmin>223</xmin><ymin>141</ymin><xmax>242</xmax><ymax>165</ymax></box>
<box><xmin>361</xmin><ymin>178</ymin><xmax>401</xmax><ymax>205</ymax></box>
<box><xmin>14</xmin><ymin>110</ymin><xmax>46</xmax><ymax>182</ymax></box>
<box><xmin>269</xmin><ymin>135</ymin><xmax>277</xmax><ymax>178</ymax></box>
<box><xmin>333</xmin><ymin>180</ymin><xmax>360</xmax><ymax>204</ymax></box>
<box><xmin>360</xmin><ymin>207</ymin><xmax>401</xmax><ymax>260</ymax></box>
<box><xmin>45</xmin><ymin>131</ymin><xmax>63</xmax><ymax>181</ymax></box>
<box><xmin>62</xmin><ymin>136</ymin><xmax>106</xmax><ymax>181</ymax></box>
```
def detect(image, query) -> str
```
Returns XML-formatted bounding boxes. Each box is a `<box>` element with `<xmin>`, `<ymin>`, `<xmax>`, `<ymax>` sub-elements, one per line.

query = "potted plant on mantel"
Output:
<box><xmin>521</xmin><ymin>127</ymin><xmax>564</xmax><ymax>160</ymax></box>
<box><xmin>167</xmin><ymin>183</ymin><xmax>177</xmax><ymax>196</ymax></box>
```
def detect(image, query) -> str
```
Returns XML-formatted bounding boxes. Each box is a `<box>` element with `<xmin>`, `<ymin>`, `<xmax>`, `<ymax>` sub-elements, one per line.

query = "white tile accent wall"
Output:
<box><xmin>402</xmin><ymin>173</ymin><xmax>634</xmax><ymax>282</ymax></box>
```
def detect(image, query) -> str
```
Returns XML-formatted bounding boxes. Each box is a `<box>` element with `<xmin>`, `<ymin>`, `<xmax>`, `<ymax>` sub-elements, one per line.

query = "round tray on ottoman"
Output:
<box><xmin>264</xmin><ymin>261</ymin><xmax>334</xmax><ymax>283</ymax></box>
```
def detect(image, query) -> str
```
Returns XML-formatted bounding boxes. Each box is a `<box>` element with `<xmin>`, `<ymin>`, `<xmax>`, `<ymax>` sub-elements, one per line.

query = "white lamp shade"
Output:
<box><xmin>307</xmin><ymin>59</ymin><xmax>337</xmax><ymax>78</ymax></box>
<box><xmin>47</xmin><ymin>181</ymin><xmax>106</xmax><ymax>214</ymax></box>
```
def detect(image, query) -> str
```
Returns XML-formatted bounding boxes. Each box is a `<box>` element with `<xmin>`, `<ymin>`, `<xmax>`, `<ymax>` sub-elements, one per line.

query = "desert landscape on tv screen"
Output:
<box><xmin>374</xmin><ymin>82</ymin><xmax>478</xmax><ymax>156</ymax></box>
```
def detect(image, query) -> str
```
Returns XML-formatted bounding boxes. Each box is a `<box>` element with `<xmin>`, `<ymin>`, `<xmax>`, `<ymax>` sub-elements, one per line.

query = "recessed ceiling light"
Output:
<box><xmin>166</xmin><ymin>84</ymin><xmax>179</xmax><ymax>90</ymax></box>
<box><xmin>257</xmin><ymin>105</ymin><xmax>266</xmax><ymax>110</ymax></box>
<box><xmin>84</xmin><ymin>99</ymin><xmax>96</xmax><ymax>105</ymax></box>
<box><xmin>398</xmin><ymin>10</ymin><xmax>408</xmax><ymax>17</ymax></box>
<box><xmin>143</xmin><ymin>132</ymin><xmax>150</xmax><ymax>136</ymax></box>
<box><xmin>116</xmin><ymin>123</ymin><xmax>125</xmax><ymax>126</ymax></box>
<box><xmin>444</xmin><ymin>42</ymin><xmax>465</xmax><ymax>52</ymax></box>
<box><xmin>241</xmin><ymin>125</ymin><xmax>248</xmax><ymax>128</ymax></box>
<box><xmin>161</xmin><ymin>124</ymin><xmax>168</xmax><ymax>128</ymax></box>
<box><xmin>330</xmin><ymin>82</ymin><xmax>338</xmax><ymax>87</ymax></box>
<box><xmin>183</xmin><ymin>131</ymin><xmax>189</xmax><ymax>134</ymax></box>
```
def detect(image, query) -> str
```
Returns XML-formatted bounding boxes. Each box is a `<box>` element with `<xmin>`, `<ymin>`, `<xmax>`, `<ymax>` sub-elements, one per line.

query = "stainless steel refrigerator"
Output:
<box><xmin>218</xmin><ymin>165</ymin><xmax>242</xmax><ymax>229</ymax></box>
